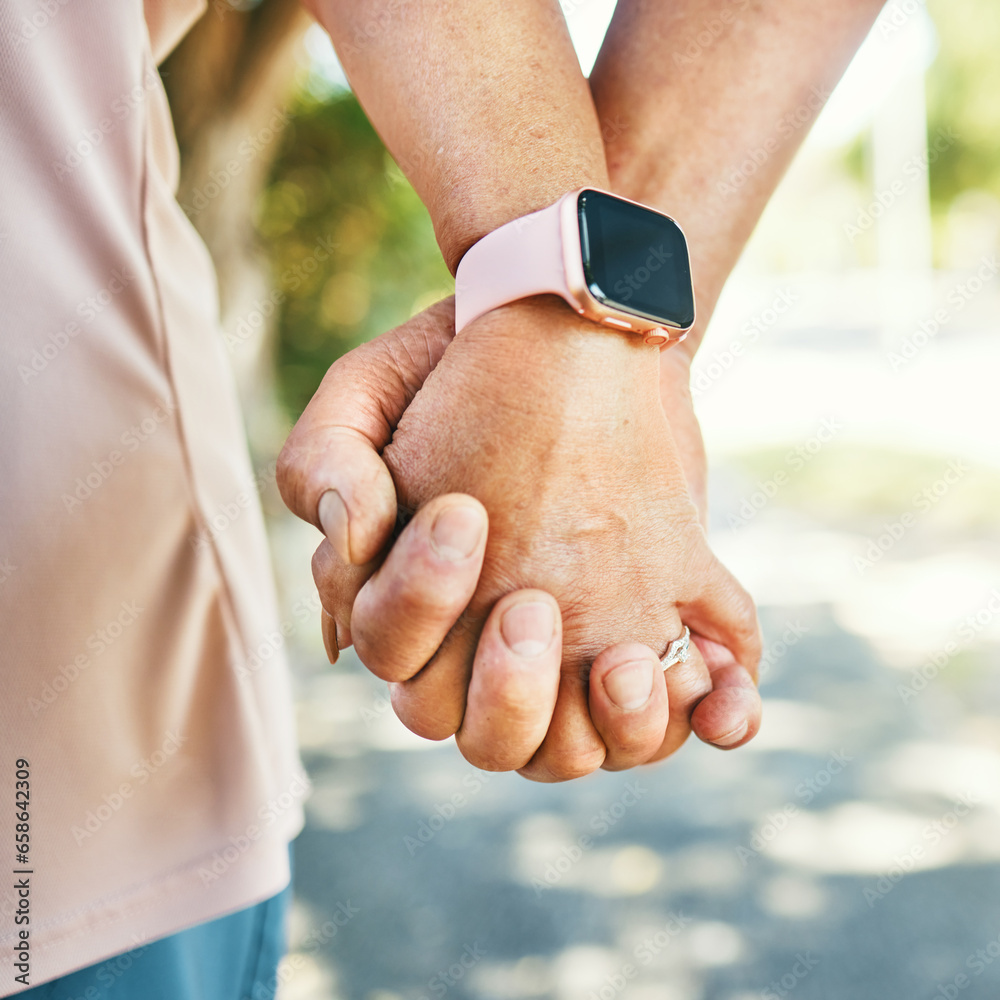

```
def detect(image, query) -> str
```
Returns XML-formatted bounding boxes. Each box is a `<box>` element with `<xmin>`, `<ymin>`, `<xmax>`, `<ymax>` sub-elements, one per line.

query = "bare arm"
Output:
<box><xmin>589</xmin><ymin>0</ymin><xmax>884</xmax><ymax>516</ymax></box>
<box><xmin>305</xmin><ymin>0</ymin><xmax>609</xmax><ymax>272</ymax></box>
<box><xmin>593</xmin><ymin>0</ymin><xmax>885</xmax><ymax>357</ymax></box>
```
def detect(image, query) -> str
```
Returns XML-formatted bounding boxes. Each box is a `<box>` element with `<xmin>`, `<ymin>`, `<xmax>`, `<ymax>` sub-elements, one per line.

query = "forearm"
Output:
<box><xmin>590</xmin><ymin>0</ymin><xmax>884</xmax><ymax>360</ymax></box>
<box><xmin>307</xmin><ymin>0</ymin><xmax>609</xmax><ymax>273</ymax></box>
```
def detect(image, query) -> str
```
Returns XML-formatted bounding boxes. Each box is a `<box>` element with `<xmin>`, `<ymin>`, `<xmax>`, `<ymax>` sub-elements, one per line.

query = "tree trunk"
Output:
<box><xmin>161</xmin><ymin>0</ymin><xmax>313</xmax><ymax>453</ymax></box>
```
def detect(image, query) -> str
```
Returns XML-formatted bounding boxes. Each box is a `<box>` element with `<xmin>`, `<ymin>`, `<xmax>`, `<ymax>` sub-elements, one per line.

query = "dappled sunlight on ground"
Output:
<box><xmin>262</xmin><ymin>284</ymin><xmax>999</xmax><ymax>997</ymax></box>
<box><xmin>261</xmin><ymin>280</ymin><xmax>999</xmax><ymax>998</ymax></box>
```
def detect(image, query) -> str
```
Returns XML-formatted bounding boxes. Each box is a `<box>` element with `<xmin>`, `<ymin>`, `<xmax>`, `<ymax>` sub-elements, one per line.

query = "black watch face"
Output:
<box><xmin>578</xmin><ymin>189</ymin><xmax>695</xmax><ymax>329</ymax></box>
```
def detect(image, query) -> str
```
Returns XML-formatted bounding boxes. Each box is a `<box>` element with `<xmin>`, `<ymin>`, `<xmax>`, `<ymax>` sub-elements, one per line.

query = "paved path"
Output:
<box><xmin>270</xmin><ymin>319</ymin><xmax>1000</xmax><ymax>1000</ymax></box>
<box><xmin>279</xmin><ymin>571</ymin><xmax>1000</xmax><ymax>1000</ymax></box>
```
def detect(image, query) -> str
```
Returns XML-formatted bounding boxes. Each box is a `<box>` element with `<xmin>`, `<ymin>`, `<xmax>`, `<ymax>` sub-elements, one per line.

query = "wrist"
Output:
<box><xmin>435</xmin><ymin>168</ymin><xmax>609</xmax><ymax>276</ymax></box>
<box><xmin>457</xmin><ymin>296</ymin><xmax>662</xmax><ymax>390</ymax></box>
<box><xmin>454</xmin><ymin>187</ymin><xmax>694</xmax><ymax>351</ymax></box>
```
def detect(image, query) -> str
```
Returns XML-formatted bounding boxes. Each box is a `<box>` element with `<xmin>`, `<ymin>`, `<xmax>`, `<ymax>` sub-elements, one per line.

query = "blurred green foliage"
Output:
<box><xmin>926</xmin><ymin>0</ymin><xmax>1000</xmax><ymax>209</ymax></box>
<box><xmin>258</xmin><ymin>92</ymin><xmax>453</xmax><ymax>419</ymax></box>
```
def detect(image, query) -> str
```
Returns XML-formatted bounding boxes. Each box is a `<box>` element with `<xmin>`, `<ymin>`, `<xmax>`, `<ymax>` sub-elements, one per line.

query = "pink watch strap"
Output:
<box><xmin>454</xmin><ymin>195</ymin><xmax>573</xmax><ymax>333</ymax></box>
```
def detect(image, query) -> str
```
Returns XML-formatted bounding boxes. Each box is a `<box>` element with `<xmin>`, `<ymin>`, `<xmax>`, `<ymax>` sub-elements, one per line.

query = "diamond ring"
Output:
<box><xmin>660</xmin><ymin>626</ymin><xmax>691</xmax><ymax>671</ymax></box>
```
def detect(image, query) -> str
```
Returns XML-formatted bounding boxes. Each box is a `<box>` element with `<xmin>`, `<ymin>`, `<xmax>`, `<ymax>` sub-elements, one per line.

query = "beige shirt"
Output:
<box><xmin>0</xmin><ymin>1</ymin><xmax>306</xmax><ymax>992</ymax></box>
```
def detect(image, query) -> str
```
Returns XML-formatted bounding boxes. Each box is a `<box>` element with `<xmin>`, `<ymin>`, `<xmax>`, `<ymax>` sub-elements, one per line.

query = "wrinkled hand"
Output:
<box><xmin>278</xmin><ymin>297</ymin><xmax>761</xmax><ymax>780</ymax></box>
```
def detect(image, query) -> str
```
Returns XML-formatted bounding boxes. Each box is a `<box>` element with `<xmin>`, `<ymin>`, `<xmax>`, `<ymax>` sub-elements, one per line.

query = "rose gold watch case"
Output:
<box><xmin>558</xmin><ymin>188</ymin><xmax>696</xmax><ymax>347</ymax></box>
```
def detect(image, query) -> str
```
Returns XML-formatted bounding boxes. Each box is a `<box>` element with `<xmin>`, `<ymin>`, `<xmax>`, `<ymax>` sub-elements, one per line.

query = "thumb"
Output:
<box><xmin>277</xmin><ymin>297</ymin><xmax>456</xmax><ymax>565</ymax></box>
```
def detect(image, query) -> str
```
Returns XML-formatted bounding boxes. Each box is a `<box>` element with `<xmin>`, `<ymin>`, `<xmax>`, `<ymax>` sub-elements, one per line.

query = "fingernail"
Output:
<box><xmin>603</xmin><ymin>658</ymin><xmax>655</xmax><ymax>711</ymax></box>
<box><xmin>713</xmin><ymin>719</ymin><xmax>749</xmax><ymax>748</ymax></box>
<box><xmin>318</xmin><ymin>490</ymin><xmax>350</xmax><ymax>563</ymax></box>
<box><xmin>501</xmin><ymin>601</ymin><xmax>555</xmax><ymax>657</ymax></box>
<box><xmin>321</xmin><ymin>610</ymin><xmax>339</xmax><ymax>666</ymax></box>
<box><xmin>430</xmin><ymin>504</ymin><xmax>484</xmax><ymax>562</ymax></box>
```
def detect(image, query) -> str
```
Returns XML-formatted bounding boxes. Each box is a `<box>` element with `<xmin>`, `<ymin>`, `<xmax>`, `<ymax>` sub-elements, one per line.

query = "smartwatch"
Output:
<box><xmin>454</xmin><ymin>187</ymin><xmax>695</xmax><ymax>347</ymax></box>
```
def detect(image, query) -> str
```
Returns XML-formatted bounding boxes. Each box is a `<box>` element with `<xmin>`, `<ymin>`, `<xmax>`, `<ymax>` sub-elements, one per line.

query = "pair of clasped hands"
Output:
<box><xmin>275</xmin><ymin>0</ymin><xmax>883</xmax><ymax>781</ymax></box>
<box><xmin>277</xmin><ymin>292</ymin><xmax>763</xmax><ymax>783</ymax></box>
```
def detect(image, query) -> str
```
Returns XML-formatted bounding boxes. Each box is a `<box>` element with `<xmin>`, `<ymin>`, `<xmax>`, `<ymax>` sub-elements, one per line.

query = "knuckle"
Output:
<box><xmin>601</xmin><ymin>756</ymin><xmax>641</xmax><ymax>773</ymax></box>
<box><xmin>457</xmin><ymin>742</ymin><xmax>528</xmax><ymax>774</ymax></box>
<box><xmin>398</xmin><ymin>713</ymin><xmax>458</xmax><ymax>741</ymax></box>
<box><xmin>352</xmin><ymin>636</ymin><xmax>412</xmax><ymax>683</ymax></box>
<box><xmin>667</xmin><ymin>663</ymin><xmax>713</xmax><ymax>708</ymax></box>
<box><xmin>536</xmin><ymin>746</ymin><xmax>607</xmax><ymax>783</ymax></box>
<box><xmin>392</xmin><ymin>689</ymin><xmax>462</xmax><ymax>741</ymax></box>
<box><xmin>276</xmin><ymin>434</ymin><xmax>307</xmax><ymax>515</ymax></box>
<box><xmin>607</xmin><ymin>718</ymin><xmax>665</xmax><ymax>761</ymax></box>
<box><xmin>391</xmin><ymin>575</ymin><xmax>464</xmax><ymax>625</ymax></box>
<box><xmin>730</xmin><ymin>581</ymin><xmax>759</xmax><ymax>625</ymax></box>
<box><xmin>275</xmin><ymin>439</ymin><xmax>295</xmax><ymax>491</ymax></box>
<box><xmin>322</xmin><ymin>344</ymin><xmax>369</xmax><ymax>385</ymax></box>
<box><xmin>648</xmin><ymin>728</ymin><xmax>691</xmax><ymax>763</ymax></box>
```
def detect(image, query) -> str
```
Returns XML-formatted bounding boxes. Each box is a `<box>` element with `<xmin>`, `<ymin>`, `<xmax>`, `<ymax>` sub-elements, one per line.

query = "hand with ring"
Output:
<box><xmin>278</xmin><ymin>297</ymin><xmax>763</xmax><ymax>781</ymax></box>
